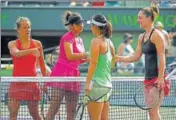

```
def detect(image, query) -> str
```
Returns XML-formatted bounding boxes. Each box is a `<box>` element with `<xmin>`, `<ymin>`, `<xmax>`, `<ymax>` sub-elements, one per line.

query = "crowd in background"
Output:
<box><xmin>1</xmin><ymin>0</ymin><xmax>176</xmax><ymax>8</ymax></box>
<box><xmin>1</xmin><ymin>0</ymin><xmax>176</xmax><ymax>76</ymax></box>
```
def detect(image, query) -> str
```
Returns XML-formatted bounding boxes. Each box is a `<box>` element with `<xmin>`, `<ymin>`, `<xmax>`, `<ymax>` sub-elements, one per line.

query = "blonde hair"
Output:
<box><xmin>155</xmin><ymin>21</ymin><xmax>164</xmax><ymax>28</ymax></box>
<box><xmin>15</xmin><ymin>17</ymin><xmax>31</xmax><ymax>29</ymax></box>
<box><xmin>141</xmin><ymin>4</ymin><xmax>159</xmax><ymax>21</ymax></box>
<box><xmin>151</xmin><ymin>4</ymin><xmax>159</xmax><ymax>20</ymax></box>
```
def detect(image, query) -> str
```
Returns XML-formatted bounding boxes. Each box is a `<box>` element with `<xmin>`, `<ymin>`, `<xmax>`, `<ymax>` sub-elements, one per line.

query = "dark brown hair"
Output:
<box><xmin>64</xmin><ymin>11</ymin><xmax>83</xmax><ymax>26</ymax></box>
<box><xmin>92</xmin><ymin>14</ymin><xmax>112</xmax><ymax>38</ymax></box>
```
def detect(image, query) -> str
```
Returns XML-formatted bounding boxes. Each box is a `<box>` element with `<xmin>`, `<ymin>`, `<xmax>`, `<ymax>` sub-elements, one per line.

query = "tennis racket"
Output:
<box><xmin>74</xmin><ymin>87</ymin><xmax>111</xmax><ymax>120</ymax></box>
<box><xmin>74</xmin><ymin>96</ymin><xmax>88</xmax><ymax>120</ymax></box>
<box><xmin>41</xmin><ymin>91</ymin><xmax>60</xmax><ymax>120</ymax></box>
<box><xmin>134</xmin><ymin>83</ymin><xmax>162</xmax><ymax>110</ymax></box>
<box><xmin>41</xmin><ymin>92</ymin><xmax>51</xmax><ymax>120</ymax></box>
<box><xmin>74</xmin><ymin>102</ymin><xmax>86</xmax><ymax>120</ymax></box>
<box><xmin>50</xmin><ymin>46</ymin><xmax>59</xmax><ymax>67</ymax></box>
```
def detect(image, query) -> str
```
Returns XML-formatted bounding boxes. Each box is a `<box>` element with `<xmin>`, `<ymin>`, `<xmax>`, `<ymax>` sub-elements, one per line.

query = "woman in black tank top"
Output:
<box><xmin>116</xmin><ymin>5</ymin><xmax>166</xmax><ymax>120</ymax></box>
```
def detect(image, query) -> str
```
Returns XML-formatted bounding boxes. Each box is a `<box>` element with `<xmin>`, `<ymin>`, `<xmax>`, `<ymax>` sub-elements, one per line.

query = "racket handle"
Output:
<box><xmin>166</xmin><ymin>69</ymin><xmax>176</xmax><ymax>80</ymax></box>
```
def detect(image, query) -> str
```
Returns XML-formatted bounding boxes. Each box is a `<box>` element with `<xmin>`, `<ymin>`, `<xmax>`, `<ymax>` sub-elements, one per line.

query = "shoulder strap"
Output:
<box><xmin>149</xmin><ymin>28</ymin><xmax>155</xmax><ymax>40</ymax></box>
<box><xmin>142</xmin><ymin>33</ymin><xmax>146</xmax><ymax>43</ymax></box>
<box><xmin>16</xmin><ymin>39</ymin><xmax>21</xmax><ymax>49</ymax></box>
<box><xmin>30</xmin><ymin>39</ymin><xmax>37</xmax><ymax>48</ymax></box>
<box><xmin>108</xmin><ymin>39</ymin><xmax>114</xmax><ymax>57</ymax></box>
<box><xmin>106</xmin><ymin>38</ymin><xmax>111</xmax><ymax>52</ymax></box>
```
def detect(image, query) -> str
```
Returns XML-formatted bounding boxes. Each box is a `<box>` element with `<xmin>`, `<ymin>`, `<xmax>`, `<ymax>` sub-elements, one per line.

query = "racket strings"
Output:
<box><xmin>145</xmin><ymin>86</ymin><xmax>160</xmax><ymax>107</ymax></box>
<box><xmin>134</xmin><ymin>84</ymin><xmax>161</xmax><ymax>110</ymax></box>
<box><xmin>51</xmin><ymin>47</ymin><xmax>59</xmax><ymax>66</ymax></box>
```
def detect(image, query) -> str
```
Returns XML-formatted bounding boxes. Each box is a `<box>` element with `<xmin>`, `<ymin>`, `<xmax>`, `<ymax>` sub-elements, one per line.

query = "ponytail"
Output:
<box><xmin>63</xmin><ymin>11</ymin><xmax>72</xmax><ymax>26</ymax></box>
<box><xmin>150</xmin><ymin>4</ymin><xmax>159</xmax><ymax>21</ymax></box>
<box><xmin>141</xmin><ymin>4</ymin><xmax>159</xmax><ymax>21</ymax></box>
<box><xmin>104</xmin><ymin>21</ymin><xmax>112</xmax><ymax>38</ymax></box>
<box><xmin>90</xmin><ymin>14</ymin><xmax>113</xmax><ymax>38</ymax></box>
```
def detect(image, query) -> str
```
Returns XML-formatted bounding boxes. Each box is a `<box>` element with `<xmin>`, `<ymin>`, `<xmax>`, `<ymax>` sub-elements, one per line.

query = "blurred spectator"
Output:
<box><xmin>116</xmin><ymin>33</ymin><xmax>135</xmax><ymax>74</ymax></box>
<box><xmin>82</xmin><ymin>1</ymin><xmax>89</xmax><ymax>7</ymax></box>
<box><xmin>70</xmin><ymin>0</ymin><xmax>89</xmax><ymax>7</ymax></box>
<box><xmin>160</xmin><ymin>0</ymin><xmax>176</xmax><ymax>8</ymax></box>
<box><xmin>169</xmin><ymin>1</ymin><xmax>176</xmax><ymax>8</ymax></box>
<box><xmin>91</xmin><ymin>0</ymin><xmax>105</xmax><ymax>7</ymax></box>
<box><xmin>1</xmin><ymin>0</ymin><xmax>8</xmax><ymax>6</ymax></box>
<box><xmin>105</xmin><ymin>1</ymin><xmax>120</xmax><ymax>7</ymax></box>
<box><xmin>70</xmin><ymin>0</ymin><xmax>77</xmax><ymax>6</ymax></box>
<box><xmin>36</xmin><ymin>64</ymin><xmax>51</xmax><ymax>76</ymax></box>
<box><xmin>160</xmin><ymin>0</ymin><xmax>170</xmax><ymax>7</ymax></box>
<box><xmin>169</xmin><ymin>16</ymin><xmax>176</xmax><ymax>56</ymax></box>
<box><xmin>155</xmin><ymin>21</ymin><xmax>170</xmax><ymax>56</ymax></box>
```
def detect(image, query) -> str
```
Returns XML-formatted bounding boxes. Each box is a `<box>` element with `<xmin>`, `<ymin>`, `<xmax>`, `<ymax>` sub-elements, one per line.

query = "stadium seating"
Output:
<box><xmin>105</xmin><ymin>1</ymin><xmax>120</xmax><ymax>7</ymax></box>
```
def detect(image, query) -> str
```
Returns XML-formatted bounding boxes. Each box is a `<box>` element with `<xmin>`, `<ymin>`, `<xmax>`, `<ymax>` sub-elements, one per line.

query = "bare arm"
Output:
<box><xmin>64</xmin><ymin>42</ymin><xmax>87</xmax><ymax>61</ymax></box>
<box><xmin>152</xmin><ymin>31</ymin><xmax>166</xmax><ymax>80</ymax></box>
<box><xmin>116</xmin><ymin>34</ymin><xmax>143</xmax><ymax>63</ymax></box>
<box><xmin>169</xmin><ymin>31</ymin><xmax>176</xmax><ymax>39</ymax></box>
<box><xmin>79</xmin><ymin>56</ymin><xmax>90</xmax><ymax>64</ymax></box>
<box><xmin>110</xmin><ymin>40</ymin><xmax>116</xmax><ymax>69</ymax></box>
<box><xmin>117</xmin><ymin>44</ymin><xmax>124</xmax><ymax>56</ymax></box>
<box><xmin>165</xmin><ymin>31</ymin><xmax>170</xmax><ymax>46</ymax></box>
<box><xmin>8</xmin><ymin>41</ymin><xmax>37</xmax><ymax>57</ymax></box>
<box><xmin>35</xmin><ymin>40</ymin><xmax>47</xmax><ymax>76</ymax></box>
<box><xmin>86</xmin><ymin>39</ymin><xmax>99</xmax><ymax>85</ymax></box>
<box><xmin>165</xmin><ymin>31</ymin><xmax>170</xmax><ymax>49</ymax></box>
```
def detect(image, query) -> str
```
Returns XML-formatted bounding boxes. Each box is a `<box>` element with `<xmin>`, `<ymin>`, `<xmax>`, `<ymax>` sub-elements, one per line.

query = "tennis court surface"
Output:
<box><xmin>1</xmin><ymin>77</ymin><xmax>176</xmax><ymax>120</ymax></box>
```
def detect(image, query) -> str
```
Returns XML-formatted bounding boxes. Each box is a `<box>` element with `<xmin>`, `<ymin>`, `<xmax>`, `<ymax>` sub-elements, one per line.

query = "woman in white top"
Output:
<box><xmin>117</xmin><ymin>33</ymin><xmax>135</xmax><ymax>73</ymax></box>
<box><xmin>155</xmin><ymin>21</ymin><xmax>170</xmax><ymax>56</ymax></box>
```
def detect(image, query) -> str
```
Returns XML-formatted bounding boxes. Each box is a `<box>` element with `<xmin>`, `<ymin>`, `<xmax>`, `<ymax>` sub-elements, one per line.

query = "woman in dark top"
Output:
<box><xmin>116</xmin><ymin>5</ymin><xmax>166</xmax><ymax>120</ymax></box>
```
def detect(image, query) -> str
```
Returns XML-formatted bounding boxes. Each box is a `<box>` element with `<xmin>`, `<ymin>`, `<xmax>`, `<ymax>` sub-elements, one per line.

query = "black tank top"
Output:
<box><xmin>142</xmin><ymin>29</ymin><xmax>158</xmax><ymax>79</ymax></box>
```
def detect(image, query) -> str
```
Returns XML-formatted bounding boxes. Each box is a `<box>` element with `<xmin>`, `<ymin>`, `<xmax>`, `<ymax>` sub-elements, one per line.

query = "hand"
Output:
<box><xmin>85</xmin><ymin>81</ymin><xmax>92</xmax><ymax>95</ymax></box>
<box><xmin>46</xmin><ymin>71</ymin><xmax>51</xmax><ymax>76</ymax></box>
<box><xmin>83</xmin><ymin>95</ymin><xmax>89</xmax><ymax>105</ymax></box>
<box><xmin>172</xmin><ymin>32</ymin><xmax>176</xmax><ymax>37</ymax></box>
<box><xmin>121</xmin><ymin>62</ymin><xmax>127</xmax><ymax>67</ymax></box>
<box><xmin>155</xmin><ymin>78</ymin><xmax>165</xmax><ymax>90</ymax></box>
<box><xmin>85</xmin><ymin>56</ymin><xmax>90</xmax><ymax>62</ymax></box>
<box><xmin>116</xmin><ymin>56</ymin><xmax>121</xmax><ymax>62</ymax></box>
<box><xmin>84</xmin><ymin>52</ymin><xmax>90</xmax><ymax>62</ymax></box>
<box><xmin>85</xmin><ymin>84</ymin><xmax>91</xmax><ymax>95</ymax></box>
<box><xmin>83</xmin><ymin>52</ymin><xmax>89</xmax><ymax>59</ymax></box>
<box><xmin>46</xmin><ymin>66</ymin><xmax>51</xmax><ymax>76</ymax></box>
<box><xmin>31</xmin><ymin>48</ymin><xmax>40</xmax><ymax>57</ymax></box>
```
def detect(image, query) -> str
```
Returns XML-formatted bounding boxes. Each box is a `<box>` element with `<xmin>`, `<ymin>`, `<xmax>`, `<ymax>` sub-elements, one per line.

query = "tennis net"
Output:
<box><xmin>1</xmin><ymin>76</ymin><xmax>176</xmax><ymax>120</ymax></box>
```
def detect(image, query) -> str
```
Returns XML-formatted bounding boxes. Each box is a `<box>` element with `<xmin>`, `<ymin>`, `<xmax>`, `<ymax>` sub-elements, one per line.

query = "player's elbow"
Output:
<box><xmin>132</xmin><ymin>52</ymin><xmax>142</xmax><ymax>62</ymax></box>
<box><xmin>131</xmin><ymin>55</ymin><xmax>141</xmax><ymax>62</ymax></box>
<box><xmin>158</xmin><ymin>52</ymin><xmax>165</xmax><ymax>58</ymax></box>
<box><xmin>66</xmin><ymin>54</ymin><xmax>75</xmax><ymax>61</ymax></box>
<box><xmin>88</xmin><ymin>62</ymin><xmax>97</xmax><ymax>72</ymax></box>
<box><xmin>89</xmin><ymin>62</ymin><xmax>97</xmax><ymax>68</ymax></box>
<box><xmin>133</xmin><ymin>57</ymin><xmax>140</xmax><ymax>62</ymax></box>
<box><xmin>11</xmin><ymin>51</ymin><xmax>21</xmax><ymax>57</ymax></box>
